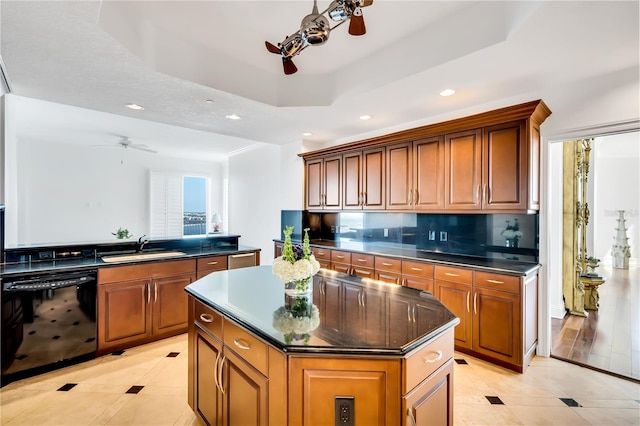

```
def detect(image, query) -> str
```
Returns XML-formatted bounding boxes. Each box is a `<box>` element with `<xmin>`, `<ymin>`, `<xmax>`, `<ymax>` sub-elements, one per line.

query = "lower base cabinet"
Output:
<box><xmin>188</xmin><ymin>295</ymin><xmax>455</xmax><ymax>426</ymax></box>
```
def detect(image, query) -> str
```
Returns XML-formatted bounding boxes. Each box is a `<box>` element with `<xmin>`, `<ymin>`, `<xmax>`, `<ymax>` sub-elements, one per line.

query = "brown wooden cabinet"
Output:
<box><xmin>301</xmin><ymin>100</ymin><xmax>550</xmax><ymax>214</ymax></box>
<box><xmin>330</xmin><ymin>250</ymin><xmax>352</xmax><ymax>274</ymax></box>
<box><xmin>313</xmin><ymin>274</ymin><xmax>342</xmax><ymax>335</ymax></box>
<box><xmin>350</xmin><ymin>252</ymin><xmax>375</xmax><ymax>278</ymax></box>
<box><xmin>402</xmin><ymin>259</ymin><xmax>434</xmax><ymax>292</ymax></box>
<box><xmin>305</xmin><ymin>155</ymin><xmax>342</xmax><ymax>210</ymax></box>
<box><xmin>387</xmin><ymin>137</ymin><xmax>445</xmax><ymax>211</ymax></box>
<box><xmin>403</xmin><ymin>359</ymin><xmax>454</xmax><ymax>426</ymax></box>
<box><xmin>375</xmin><ymin>255</ymin><xmax>402</xmax><ymax>285</ymax></box>
<box><xmin>196</xmin><ymin>254</ymin><xmax>228</xmax><ymax>279</ymax></box>
<box><xmin>97</xmin><ymin>259</ymin><xmax>196</xmax><ymax>355</ymax></box>
<box><xmin>310</xmin><ymin>246</ymin><xmax>331</xmax><ymax>269</ymax></box>
<box><xmin>433</xmin><ymin>265</ymin><xmax>474</xmax><ymax>350</ymax></box>
<box><xmin>343</xmin><ymin>147</ymin><xmax>385</xmax><ymax>210</ymax></box>
<box><xmin>342</xmin><ymin>282</ymin><xmax>387</xmax><ymax>345</ymax></box>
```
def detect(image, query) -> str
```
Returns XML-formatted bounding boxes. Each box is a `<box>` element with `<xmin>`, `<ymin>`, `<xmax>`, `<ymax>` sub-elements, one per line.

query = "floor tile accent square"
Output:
<box><xmin>57</xmin><ymin>383</ymin><xmax>77</xmax><ymax>391</ymax></box>
<box><xmin>126</xmin><ymin>385</ymin><xmax>145</xmax><ymax>394</ymax></box>
<box><xmin>485</xmin><ymin>396</ymin><xmax>505</xmax><ymax>405</ymax></box>
<box><xmin>560</xmin><ymin>398</ymin><xmax>582</xmax><ymax>407</ymax></box>
<box><xmin>167</xmin><ymin>352</ymin><xmax>180</xmax><ymax>357</ymax></box>
<box><xmin>111</xmin><ymin>350</ymin><xmax>126</xmax><ymax>356</ymax></box>
<box><xmin>455</xmin><ymin>358</ymin><xmax>468</xmax><ymax>364</ymax></box>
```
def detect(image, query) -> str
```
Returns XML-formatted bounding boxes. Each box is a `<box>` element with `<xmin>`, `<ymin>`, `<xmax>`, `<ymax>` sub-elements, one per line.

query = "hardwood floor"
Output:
<box><xmin>552</xmin><ymin>264</ymin><xmax>639</xmax><ymax>382</ymax></box>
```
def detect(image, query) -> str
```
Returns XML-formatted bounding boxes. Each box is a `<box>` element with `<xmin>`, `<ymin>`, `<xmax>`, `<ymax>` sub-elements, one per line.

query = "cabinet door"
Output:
<box><xmin>473</xmin><ymin>287</ymin><xmax>521</xmax><ymax>365</ymax></box>
<box><xmin>306</xmin><ymin>159</ymin><xmax>323</xmax><ymax>209</ymax></box>
<box><xmin>194</xmin><ymin>329</ymin><xmax>223</xmax><ymax>426</ymax></box>
<box><xmin>324</xmin><ymin>156</ymin><xmax>342</xmax><ymax>209</ymax></box>
<box><xmin>387</xmin><ymin>142</ymin><xmax>412</xmax><ymax>210</ymax></box>
<box><xmin>403</xmin><ymin>359</ymin><xmax>454</xmax><ymax>426</ymax></box>
<box><xmin>98</xmin><ymin>279</ymin><xmax>151</xmax><ymax>352</ymax></box>
<box><xmin>434</xmin><ymin>281</ymin><xmax>472</xmax><ymax>349</ymax></box>
<box><xmin>362</xmin><ymin>288</ymin><xmax>387</xmax><ymax>345</ymax></box>
<box><xmin>362</xmin><ymin>147</ymin><xmax>386</xmax><ymax>210</ymax></box>
<box><xmin>414</xmin><ymin>136</ymin><xmax>445</xmax><ymax>210</ymax></box>
<box><xmin>152</xmin><ymin>273</ymin><xmax>194</xmax><ymax>336</ymax></box>
<box><xmin>221</xmin><ymin>349</ymin><xmax>268</xmax><ymax>426</ymax></box>
<box><xmin>342</xmin><ymin>283</ymin><xmax>363</xmax><ymax>340</ymax></box>
<box><xmin>445</xmin><ymin>129</ymin><xmax>482</xmax><ymax>210</ymax></box>
<box><xmin>343</xmin><ymin>151</ymin><xmax>363</xmax><ymax>209</ymax></box>
<box><xmin>388</xmin><ymin>296</ymin><xmax>414</xmax><ymax>346</ymax></box>
<box><xmin>483</xmin><ymin>121</ymin><xmax>527</xmax><ymax>210</ymax></box>
<box><xmin>314</xmin><ymin>276</ymin><xmax>342</xmax><ymax>334</ymax></box>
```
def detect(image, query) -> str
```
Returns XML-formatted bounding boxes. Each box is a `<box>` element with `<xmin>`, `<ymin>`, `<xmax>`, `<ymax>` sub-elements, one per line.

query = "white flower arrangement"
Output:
<box><xmin>272</xmin><ymin>304</ymin><xmax>320</xmax><ymax>343</ymax></box>
<box><xmin>272</xmin><ymin>226</ymin><xmax>320</xmax><ymax>285</ymax></box>
<box><xmin>501</xmin><ymin>219</ymin><xmax>523</xmax><ymax>240</ymax></box>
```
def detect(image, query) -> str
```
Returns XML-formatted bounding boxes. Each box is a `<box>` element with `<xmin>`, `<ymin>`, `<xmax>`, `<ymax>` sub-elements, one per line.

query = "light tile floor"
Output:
<box><xmin>1</xmin><ymin>333</ymin><xmax>639</xmax><ymax>425</ymax></box>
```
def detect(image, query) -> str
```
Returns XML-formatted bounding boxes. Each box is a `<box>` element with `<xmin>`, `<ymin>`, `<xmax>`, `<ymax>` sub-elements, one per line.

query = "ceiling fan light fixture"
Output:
<box><xmin>300</xmin><ymin>15</ymin><xmax>330</xmax><ymax>45</ymax></box>
<box><xmin>280</xmin><ymin>32</ymin><xmax>306</xmax><ymax>57</ymax></box>
<box><xmin>327</xmin><ymin>0</ymin><xmax>351</xmax><ymax>21</ymax></box>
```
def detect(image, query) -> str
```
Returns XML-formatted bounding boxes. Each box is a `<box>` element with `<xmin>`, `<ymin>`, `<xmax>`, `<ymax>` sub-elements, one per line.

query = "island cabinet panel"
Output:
<box><xmin>222</xmin><ymin>349</ymin><xmax>268</xmax><ymax>426</ymax></box>
<box><xmin>342</xmin><ymin>283</ymin><xmax>387</xmax><ymax>345</ymax></box>
<box><xmin>194</xmin><ymin>327</ymin><xmax>223</xmax><ymax>425</ymax></box>
<box><xmin>288</xmin><ymin>357</ymin><xmax>402</xmax><ymax>426</ymax></box>
<box><xmin>97</xmin><ymin>259</ymin><xmax>196</xmax><ymax>355</ymax></box>
<box><xmin>313</xmin><ymin>275</ymin><xmax>342</xmax><ymax>335</ymax></box>
<box><xmin>403</xmin><ymin>359</ymin><xmax>454</xmax><ymax>426</ymax></box>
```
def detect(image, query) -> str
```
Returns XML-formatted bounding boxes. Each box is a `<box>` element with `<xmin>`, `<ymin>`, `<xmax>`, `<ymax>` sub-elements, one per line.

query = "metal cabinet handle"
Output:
<box><xmin>466</xmin><ymin>291</ymin><xmax>470</xmax><ymax>313</ymax></box>
<box><xmin>474</xmin><ymin>293</ymin><xmax>478</xmax><ymax>315</ymax></box>
<box><xmin>206</xmin><ymin>261</ymin><xmax>219</xmax><ymax>265</ymax></box>
<box><xmin>408</xmin><ymin>189</ymin><xmax>413</xmax><ymax>205</ymax></box>
<box><xmin>407</xmin><ymin>304</ymin><xmax>412</xmax><ymax>322</ymax></box>
<box><xmin>445</xmin><ymin>272</ymin><xmax>460</xmax><ymax>277</ymax></box>
<box><xmin>356</xmin><ymin>258</ymin><xmax>368</xmax><ymax>262</ymax></box>
<box><xmin>199</xmin><ymin>313</ymin><xmax>214</xmax><ymax>323</ymax></box>
<box><xmin>213</xmin><ymin>352</ymin><xmax>221</xmax><ymax>391</ymax></box>
<box><xmin>146</xmin><ymin>283</ymin><xmax>150</xmax><ymax>304</ymax></box>
<box><xmin>485</xmin><ymin>279</ymin><xmax>504</xmax><ymax>284</ymax></box>
<box><xmin>407</xmin><ymin>408</ymin><xmax>417</xmax><ymax>426</ymax></box>
<box><xmin>412</xmin><ymin>306</ymin><xmax>416</xmax><ymax>323</ymax></box>
<box><xmin>382</xmin><ymin>262</ymin><xmax>393</xmax><ymax>266</ymax></box>
<box><xmin>414</xmin><ymin>189</ymin><xmax>419</xmax><ymax>204</ymax></box>
<box><xmin>363</xmin><ymin>191</ymin><xmax>367</xmax><ymax>205</ymax></box>
<box><xmin>233</xmin><ymin>338</ymin><xmax>251</xmax><ymax>350</ymax></box>
<box><xmin>316</xmin><ymin>251</ymin><xmax>325</xmax><ymax>256</ymax></box>
<box><xmin>410</xmin><ymin>267</ymin><xmax>423</xmax><ymax>272</ymax></box>
<box><xmin>218</xmin><ymin>355</ymin><xmax>226</xmax><ymax>394</ymax></box>
<box><xmin>230</xmin><ymin>253</ymin><xmax>254</xmax><ymax>258</ymax></box>
<box><xmin>154</xmin><ymin>282</ymin><xmax>158</xmax><ymax>303</ymax></box>
<box><xmin>336</xmin><ymin>255</ymin><xmax>345</xmax><ymax>259</ymax></box>
<box><xmin>424</xmin><ymin>350</ymin><xmax>443</xmax><ymax>364</ymax></box>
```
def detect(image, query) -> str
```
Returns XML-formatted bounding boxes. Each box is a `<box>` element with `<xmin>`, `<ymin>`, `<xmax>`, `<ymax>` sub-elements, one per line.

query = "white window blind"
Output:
<box><xmin>150</xmin><ymin>171</ymin><xmax>183</xmax><ymax>237</ymax></box>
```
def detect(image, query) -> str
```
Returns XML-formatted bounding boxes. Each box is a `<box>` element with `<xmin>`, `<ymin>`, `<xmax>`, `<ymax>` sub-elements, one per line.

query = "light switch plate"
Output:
<box><xmin>440</xmin><ymin>231</ymin><xmax>448</xmax><ymax>241</ymax></box>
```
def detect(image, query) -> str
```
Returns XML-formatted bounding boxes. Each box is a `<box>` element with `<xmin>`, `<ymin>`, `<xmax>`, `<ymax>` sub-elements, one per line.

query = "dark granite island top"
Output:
<box><xmin>186</xmin><ymin>265</ymin><xmax>459</xmax><ymax>425</ymax></box>
<box><xmin>185</xmin><ymin>265</ymin><xmax>459</xmax><ymax>355</ymax></box>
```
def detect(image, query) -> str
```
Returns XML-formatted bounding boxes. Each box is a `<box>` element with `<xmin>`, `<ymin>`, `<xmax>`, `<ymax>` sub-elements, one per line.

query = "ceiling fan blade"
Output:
<box><xmin>130</xmin><ymin>144</ymin><xmax>158</xmax><ymax>154</ymax></box>
<box><xmin>283</xmin><ymin>58</ymin><xmax>298</xmax><ymax>75</ymax></box>
<box><xmin>265</xmin><ymin>40</ymin><xmax>281</xmax><ymax>54</ymax></box>
<box><xmin>348</xmin><ymin>12</ymin><xmax>366</xmax><ymax>36</ymax></box>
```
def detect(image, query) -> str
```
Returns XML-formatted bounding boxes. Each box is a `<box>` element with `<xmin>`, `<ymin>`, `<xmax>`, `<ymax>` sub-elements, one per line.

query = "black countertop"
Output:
<box><xmin>0</xmin><ymin>245</ymin><xmax>260</xmax><ymax>277</ymax></box>
<box><xmin>277</xmin><ymin>239</ymin><xmax>540</xmax><ymax>276</ymax></box>
<box><xmin>185</xmin><ymin>266</ymin><xmax>459</xmax><ymax>356</ymax></box>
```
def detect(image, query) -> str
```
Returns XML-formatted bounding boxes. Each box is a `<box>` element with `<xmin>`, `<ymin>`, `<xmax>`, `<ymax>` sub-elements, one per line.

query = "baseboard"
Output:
<box><xmin>550</xmin><ymin>303</ymin><xmax>567</xmax><ymax>319</ymax></box>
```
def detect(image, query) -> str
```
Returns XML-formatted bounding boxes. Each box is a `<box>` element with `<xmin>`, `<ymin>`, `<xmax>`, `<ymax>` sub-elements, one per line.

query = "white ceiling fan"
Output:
<box><xmin>95</xmin><ymin>136</ymin><xmax>158</xmax><ymax>154</ymax></box>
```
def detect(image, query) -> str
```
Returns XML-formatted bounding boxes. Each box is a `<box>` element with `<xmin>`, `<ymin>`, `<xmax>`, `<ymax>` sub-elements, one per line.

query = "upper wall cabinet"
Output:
<box><xmin>343</xmin><ymin>148</ymin><xmax>385</xmax><ymax>210</ymax></box>
<box><xmin>387</xmin><ymin>137</ymin><xmax>445</xmax><ymax>211</ymax></box>
<box><xmin>306</xmin><ymin>155</ymin><xmax>342</xmax><ymax>210</ymax></box>
<box><xmin>301</xmin><ymin>100</ymin><xmax>551</xmax><ymax>214</ymax></box>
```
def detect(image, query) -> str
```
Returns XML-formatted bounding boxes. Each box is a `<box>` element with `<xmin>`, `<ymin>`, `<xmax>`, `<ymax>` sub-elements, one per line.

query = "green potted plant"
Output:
<box><xmin>112</xmin><ymin>227</ymin><xmax>133</xmax><ymax>239</ymax></box>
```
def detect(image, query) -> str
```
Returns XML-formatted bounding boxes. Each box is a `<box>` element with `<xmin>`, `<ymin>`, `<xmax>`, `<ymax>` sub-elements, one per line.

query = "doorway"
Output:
<box><xmin>550</xmin><ymin>131</ymin><xmax>639</xmax><ymax>381</ymax></box>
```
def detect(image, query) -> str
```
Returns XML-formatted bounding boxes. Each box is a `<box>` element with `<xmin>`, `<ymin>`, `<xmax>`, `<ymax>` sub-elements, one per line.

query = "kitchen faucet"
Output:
<box><xmin>137</xmin><ymin>235</ymin><xmax>149</xmax><ymax>252</ymax></box>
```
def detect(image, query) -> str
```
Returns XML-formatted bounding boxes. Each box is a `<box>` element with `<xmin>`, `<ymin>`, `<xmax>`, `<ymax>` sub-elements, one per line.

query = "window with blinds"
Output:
<box><xmin>150</xmin><ymin>171</ymin><xmax>184</xmax><ymax>237</ymax></box>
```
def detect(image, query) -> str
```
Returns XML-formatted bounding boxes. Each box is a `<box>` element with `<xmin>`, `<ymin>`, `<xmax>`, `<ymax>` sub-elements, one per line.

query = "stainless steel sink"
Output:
<box><xmin>101</xmin><ymin>251</ymin><xmax>187</xmax><ymax>263</ymax></box>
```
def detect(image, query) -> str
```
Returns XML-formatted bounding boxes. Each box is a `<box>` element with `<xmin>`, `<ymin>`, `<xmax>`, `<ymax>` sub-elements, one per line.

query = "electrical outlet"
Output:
<box><xmin>331</xmin><ymin>226</ymin><xmax>335</xmax><ymax>233</ymax></box>
<box><xmin>440</xmin><ymin>231</ymin><xmax>448</xmax><ymax>242</ymax></box>
<box><xmin>335</xmin><ymin>396</ymin><xmax>355</xmax><ymax>426</ymax></box>
<box><xmin>384</xmin><ymin>228</ymin><xmax>389</xmax><ymax>238</ymax></box>
<box><xmin>428</xmin><ymin>230</ymin><xmax>436</xmax><ymax>241</ymax></box>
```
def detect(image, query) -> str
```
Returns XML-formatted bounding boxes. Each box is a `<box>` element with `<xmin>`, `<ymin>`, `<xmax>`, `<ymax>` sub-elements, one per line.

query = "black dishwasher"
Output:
<box><xmin>1</xmin><ymin>269</ymin><xmax>97</xmax><ymax>385</ymax></box>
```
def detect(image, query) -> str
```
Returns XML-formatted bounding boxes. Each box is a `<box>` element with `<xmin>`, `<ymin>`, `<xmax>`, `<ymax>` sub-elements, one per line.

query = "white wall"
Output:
<box><xmin>227</xmin><ymin>144</ymin><xmax>282</xmax><ymax>264</ymax></box>
<box><xmin>9</xmin><ymin>137</ymin><xmax>222</xmax><ymax>246</ymax></box>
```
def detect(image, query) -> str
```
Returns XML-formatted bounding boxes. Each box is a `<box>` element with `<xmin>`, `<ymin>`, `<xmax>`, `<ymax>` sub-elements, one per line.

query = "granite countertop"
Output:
<box><xmin>0</xmin><ymin>245</ymin><xmax>260</xmax><ymax>276</ymax></box>
<box><xmin>186</xmin><ymin>265</ymin><xmax>459</xmax><ymax>355</ymax></box>
<box><xmin>276</xmin><ymin>239</ymin><xmax>540</xmax><ymax>276</ymax></box>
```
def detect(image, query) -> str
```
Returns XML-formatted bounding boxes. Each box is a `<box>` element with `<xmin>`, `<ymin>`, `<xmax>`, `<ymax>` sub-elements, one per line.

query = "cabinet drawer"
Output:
<box><xmin>434</xmin><ymin>265</ymin><xmax>472</xmax><ymax>285</ymax></box>
<box><xmin>223</xmin><ymin>319</ymin><xmax>268</xmax><ymax>376</ymax></box>
<box><xmin>331</xmin><ymin>250</ymin><xmax>352</xmax><ymax>264</ymax></box>
<box><xmin>194</xmin><ymin>300</ymin><xmax>223</xmax><ymax>341</ymax></box>
<box><xmin>475</xmin><ymin>271</ymin><xmax>520</xmax><ymax>294</ymax></box>
<box><xmin>196</xmin><ymin>255</ymin><xmax>228</xmax><ymax>272</ymax></box>
<box><xmin>404</xmin><ymin>328</ymin><xmax>454</xmax><ymax>393</ymax></box>
<box><xmin>375</xmin><ymin>256</ymin><xmax>401</xmax><ymax>273</ymax></box>
<box><xmin>311</xmin><ymin>247</ymin><xmax>331</xmax><ymax>261</ymax></box>
<box><xmin>402</xmin><ymin>260</ymin><xmax>434</xmax><ymax>278</ymax></box>
<box><xmin>352</xmin><ymin>253</ymin><xmax>374</xmax><ymax>269</ymax></box>
<box><xmin>228</xmin><ymin>252</ymin><xmax>257</xmax><ymax>269</ymax></box>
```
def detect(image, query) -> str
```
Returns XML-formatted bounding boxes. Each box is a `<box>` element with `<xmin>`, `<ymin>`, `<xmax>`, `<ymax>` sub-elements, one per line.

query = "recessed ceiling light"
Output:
<box><xmin>125</xmin><ymin>103</ymin><xmax>145</xmax><ymax>110</ymax></box>
<box><xmin>205</xmin><ymin>99</ymin><xmax>215</xmax><ymax>104</ymax></box>
<box><xmin>440</xmin><ymin>89</ymin><xmax>456</xmax><ymax>97</ymax></box>
<box><xmin>225</xmin><ymin>114</ymin><xmax>241</xmax><ymax>120</ymax></box>
<box><xmin>359</xmin><ymin>115</ymin><xmax>372</xmax><ymax>120</ymax></box>
<box><xmin>302</xmin><ymin>132</ymin><xmax>313</xmax><ymax>136</ymax></box>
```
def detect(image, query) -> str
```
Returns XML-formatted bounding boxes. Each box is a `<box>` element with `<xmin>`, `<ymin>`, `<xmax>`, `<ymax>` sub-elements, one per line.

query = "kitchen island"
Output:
<box><xmin>186</xmin><ymin>266</ymin><xmax>459</xmax><ymax>426</ymax></box>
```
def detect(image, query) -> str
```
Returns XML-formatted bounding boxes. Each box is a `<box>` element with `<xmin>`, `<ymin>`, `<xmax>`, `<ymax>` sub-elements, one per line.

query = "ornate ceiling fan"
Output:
<box><xmin>265</xmin><ymin>0</ymin><xmax>374</xmax><ymax>75</ymax></box>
